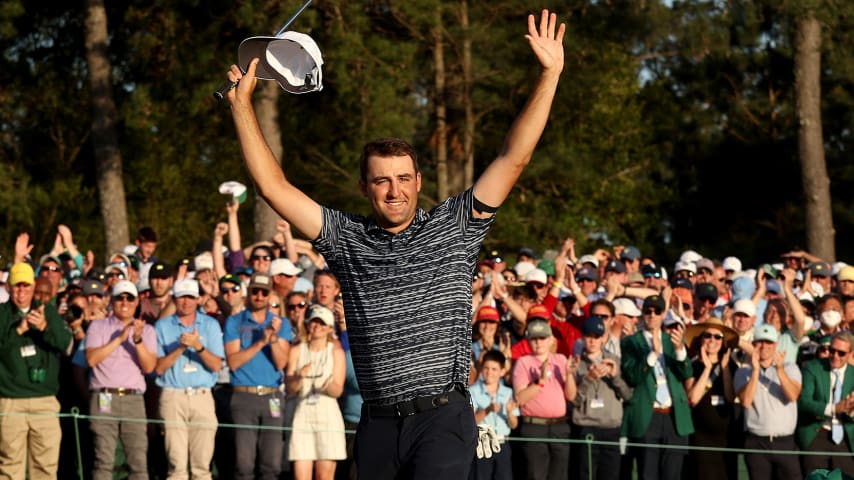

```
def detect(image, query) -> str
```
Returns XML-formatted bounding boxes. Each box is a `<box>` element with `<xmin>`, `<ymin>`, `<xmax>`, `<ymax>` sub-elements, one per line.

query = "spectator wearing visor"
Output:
<box><xmin>472</xmin><ymin>306</ymin><xmax>511</xmax><ymax>373</ymax></box>
<box><xmin>513</xmin><ymin>314</ymin><xmax>577</xmax><ymax>480</ymax></box>
<box><xmin>85</xmin><ymin>280</ymin><xmax>157</xmax><ymax>479</ymax></box>
<box><xmin>154</xmin><ymin>278</ymin><xmax>224</xmax><ymax>479</ymax></box>
<box><xmin>571</xmin><ymin>315</ymin><xmax>633</xmax><ymax>480</ymax></box>
<box><xmin>0</xmin><ymin>263</ymin><xmax>71</xmax><ymax>479</ymax></box>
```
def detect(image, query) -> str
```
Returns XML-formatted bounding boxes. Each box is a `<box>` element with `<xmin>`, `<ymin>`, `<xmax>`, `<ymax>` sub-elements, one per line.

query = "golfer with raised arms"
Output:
<box><xmin>225</xmin><ymin>9</ymin><xmax>564</xmax><ymax>479</ymax></box>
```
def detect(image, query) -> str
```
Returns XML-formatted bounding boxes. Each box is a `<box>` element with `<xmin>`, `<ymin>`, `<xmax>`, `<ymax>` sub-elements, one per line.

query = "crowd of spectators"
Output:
<box><xmin>2</xmin><ymin>201</ymin><xmax>854</xmax><ymax>480</ymax></box>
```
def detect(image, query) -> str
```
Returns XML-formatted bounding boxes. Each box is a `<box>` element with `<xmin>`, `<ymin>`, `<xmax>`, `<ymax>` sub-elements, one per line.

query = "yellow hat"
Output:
<box><xmin>9</xmin><ymin>263</ymin><xmax>35</xmax><ymax>286</ymax></box>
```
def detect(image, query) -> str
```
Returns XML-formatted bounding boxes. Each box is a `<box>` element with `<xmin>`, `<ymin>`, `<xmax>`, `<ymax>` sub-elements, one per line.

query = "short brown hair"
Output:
<box><xmin>359</xmin><ymin>138</ymin><xmax>419</xmax><ymax>182</ymax></box>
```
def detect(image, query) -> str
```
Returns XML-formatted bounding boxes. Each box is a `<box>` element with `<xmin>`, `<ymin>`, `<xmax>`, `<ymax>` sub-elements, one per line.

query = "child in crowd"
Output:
<box><xmin>470</xmin><ymin>350</ymin><xmax>519</xmax><ymax>480</ymax></box>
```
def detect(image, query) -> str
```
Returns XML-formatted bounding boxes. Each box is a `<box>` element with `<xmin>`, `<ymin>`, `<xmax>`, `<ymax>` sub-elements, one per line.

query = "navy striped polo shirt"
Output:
<box><xmin>312</xmin><ymin>188</ymin><xmax>493</xmax><ymax>405</ymax></box>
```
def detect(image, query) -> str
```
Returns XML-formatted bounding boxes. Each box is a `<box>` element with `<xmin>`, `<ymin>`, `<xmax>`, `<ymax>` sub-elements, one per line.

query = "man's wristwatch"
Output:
<box><xmin>133</xmin><ymin>336</ymin><xmax>143</xmax><ymax>345</ymax></box>
<box><xmin>197</xmin><ymin>344</ymin><xmax>206</xmax><ymax>353</ymax></box>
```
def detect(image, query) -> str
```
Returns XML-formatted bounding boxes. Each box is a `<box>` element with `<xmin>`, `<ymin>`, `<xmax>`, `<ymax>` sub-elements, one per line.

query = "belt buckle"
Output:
<box><xmin>431</xmin><ymin>393</ymin><xmax>449</xmax><ymax>408</ymax></box>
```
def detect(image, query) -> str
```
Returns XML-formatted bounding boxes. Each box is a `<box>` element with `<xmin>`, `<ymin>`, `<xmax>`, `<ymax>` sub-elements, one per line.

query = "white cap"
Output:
<box><xmin>194</xmin><ymin>253</ymin><xmax>214</xmax><ymax>272</ymax></box>
<box><xmin>674</xmin><ymin>260</ymin><xmax>696</xmax><ymax>274</ymax></box>
<box><xmin>833</xmin><ymin>261</ymin><xmax>849</xmax><ymax>277</ymax></box>
<box><xmin>270</xmin><ymin>258</ymin><xmax>301</xmax><ymax>276</ymax></box>
<box><xmin>306</xmin><ymin>304</ymin><xmax>334</xmax><ymax>326</ymax></box>
<box><xmin>525</xmin><ymin>268</ymin><xmax>548</xmax><ymax>285</ymax></box>
<box><xmin>722</xmin><ymin>256</ymin><xmax>742</xmax><ymax>273</ymax></box>
<box><xmin>680</xmin><ymin>250</ymin><xmax>703</xmax><ymax>264</ymax></box>
<box><xmin>732</xmin><ymin>298</ymin><xmax>756</xmax><ymax>317</ymax></box>
<box><xmin>613</xmin><ymin>297</ymin><xmax>642</xmax><ymax>317</ymax></box>
<box><xmin>238</xmin><ymin>31</ymin><xmax>324</xmax><ymax>94</ymax></box>
<box><xmin>122</xmin><ymin>244</ymin><xmax>138</xmax><ymax>256</ymax></box>
<box><xmin>578</xmin><ymin>254</ymin><xmax>600</xmax><ymax>268</ymax></box>
<box><xmin>514</xmin><ymin>261</ymin><xmax>536</xmax><ymax>278</ymax></box>
<box><xmin>173</xmin><ymin>278</ymin><xmax>200</xmax><ymax>298</ymax></box>
<box><xmin>112</xmin><ymin>280</ymin><xmax>138</xmax><ymax>298</ymax></box>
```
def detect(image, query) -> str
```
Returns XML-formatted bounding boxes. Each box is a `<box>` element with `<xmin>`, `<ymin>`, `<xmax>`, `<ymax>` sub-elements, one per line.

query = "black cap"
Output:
<box><xmin>643</xmin><ymin>295</ymin><xmax>666</xmax><ymax>311</ymax></box>
<box><xmin>696</xmin><ymin>283</ymin><xmax>718</xmax><ymax>302</ymax></box>
<box><xmin>149</xmin><ymin>261</ymin><xmax>173</xmax><ymax>280</ymax></box>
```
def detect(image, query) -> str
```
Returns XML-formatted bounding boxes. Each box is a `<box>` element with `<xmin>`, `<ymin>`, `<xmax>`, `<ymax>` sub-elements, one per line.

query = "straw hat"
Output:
<box><xmin>684</xmin><ymin>317</ymin><xmax>739</xmax><ymax>350</ymax></box>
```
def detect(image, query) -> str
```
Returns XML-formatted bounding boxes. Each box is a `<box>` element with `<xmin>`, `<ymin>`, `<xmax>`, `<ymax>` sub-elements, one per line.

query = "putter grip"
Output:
<box><xmin>213</xmin><ymin>79</ymin><xmax>239</xmax><ymax>100</ymax></box>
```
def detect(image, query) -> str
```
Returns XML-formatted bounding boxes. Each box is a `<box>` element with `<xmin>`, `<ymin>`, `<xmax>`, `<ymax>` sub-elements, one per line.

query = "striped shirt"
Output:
<box><xmin>312</xmin><ymin>188</ymin><xmax>493</xmax><ymax>405</ymax></box>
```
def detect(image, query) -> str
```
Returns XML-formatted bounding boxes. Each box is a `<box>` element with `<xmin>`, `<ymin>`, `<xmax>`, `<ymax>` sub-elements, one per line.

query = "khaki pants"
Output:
<box><xmin>159</xmin><ymin>388</ymin><xmax>217</xmax><ymax>480</ymax></box>
<box><xmin>0</xmin><ymin>396</ymin><xmax>61</xmax><ymax>480</ymax></box>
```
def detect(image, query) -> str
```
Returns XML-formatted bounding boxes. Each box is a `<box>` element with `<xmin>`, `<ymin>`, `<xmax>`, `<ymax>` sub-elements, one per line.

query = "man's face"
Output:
<box><xmin>40</xmin><ymin>260</ymin><xmax>63</xmax><ymax>288</ymax></box>
<box><xmin>733</xmin><ymin>312</ymin><xmax>755</xmax><ymax>335</ymax></box>
<box><xmin>150</xmin><ymin>277</ymin><xmax>173</xmax><ymax>298</ymax></box>
<box><xmin>175</xmin><ymin>295</ymin><xmax>199</xmax><ymax>317</ymax></box>
<box><xmin>359</xmin><ymin>155</ymin><xmax>422</xmax><ymax>234</ymax></box>
<box><xmin>247</xmin><ymin>287</ymin><xmax>270</xmax><ymax>312</ymax></box>
<box><xmin>642</xmin><ymin>305</ymin><xmax>664</xmax><ymax>331</ymax></box>
<box><xmin>814</xmin><ymin>275</ymin><xmax>831</xmax><ymax>292</ymax></box>
<box><xmin>286</xmin><ymin>295</ymin><xmax>308</xmax><ymax>323</ymax></box>
<box><xmin>34</xmin><ymin>279</ymin><xmax>53</xmax><ymax>304</ymax></box>
<box><xmin>105</xmin><ymin>268</ymin><xmax>125</xmax><ymax>288</ymax></box>
<box><xmin>272</xmin><ymin>272</ymin><xmax>297</xmax><ymax>292</ymax></box>
<box><xmin>590</xmin><ymin>305</ymin><xmax>613</xmax><ymax>329</ymax></box>
<box><xmin>221</xmin><ymin>281</ymin><xmax>244</xmax><ymax>309</ymax></box>
<box><xmin>136</xmin><ymin>240</ymin><xmax>157</xmax><ymax>261</ymax></box>
<box><xmin>314</xmin><ymin>275</ymin><xmax>340</xmax><ymax>308</ymax></box>
<box><xmin>839</xmin><ymin>279</ymin><xmax>854</xmax><ymax>297</ymax></box>
<box><xmin>578</xmin><ymin>277</ymin><xmax>597</xmax><ymax>295</ymax></box>
<box><xmin>12</xmin><ymin>282</ymin><xmax>34</xmax><ymax>310</ymax></box>
<box><xmin>250</xmin><ymin>250</ymin><xmax>272</xmax><ymax>274</ymax></box>
<box><xmin>829</xmin><ymin>338</ymin><xmax>852</xmax><ymax>370</ymax></box>
<box><xmin>529</xmin><ymin>336</ymin><xmax>552</xmax><ymax>355</ymax></box>
<box><xmin>112</xmin><ymin>293</ymin><xmax>138</xmax><ymax>321</ymax></box>
<box><xmin>754</xmin><ymin>339</ymin><xmax>777</xmax><ymax>364</ymax></box>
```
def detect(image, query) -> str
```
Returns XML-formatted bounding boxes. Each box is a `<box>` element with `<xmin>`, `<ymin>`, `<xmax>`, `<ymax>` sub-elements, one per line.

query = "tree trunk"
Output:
<box><xmin>794</xmin><ymin>15</ymin><xmax>835</xmax><ymax>261</ymax></box>
<box><xmin>433</xmin><ymin>11</ymin><xmax>449</xmax><ymax>201</ymax></box>
<box><xmin>84</xmin><ymin>0</ymin><xmax>129</xmax><ymax>256</ymax></box>
<box><xmin>460</xmin><ymin>0</ymin><xmax>474</xmax><ymax>189</ymax></box>
<box><xmin>253</xmin><ymin>80</ymin><xmax>283</xmax><ymax>242</ymax></box>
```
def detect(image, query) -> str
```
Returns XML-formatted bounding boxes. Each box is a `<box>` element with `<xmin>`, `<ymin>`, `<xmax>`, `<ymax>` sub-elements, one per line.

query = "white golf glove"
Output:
<box><xmin>476</xmin><ymin>424</ymin><xmax>502</xmax><ymax>459</ymax></box>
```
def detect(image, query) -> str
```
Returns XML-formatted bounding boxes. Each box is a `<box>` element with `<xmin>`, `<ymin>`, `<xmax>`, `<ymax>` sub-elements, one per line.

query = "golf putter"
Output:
<box><xmin>213</xmin><ymin>0</ymin><xmax>313</xmax><ymax>100</ymax></box>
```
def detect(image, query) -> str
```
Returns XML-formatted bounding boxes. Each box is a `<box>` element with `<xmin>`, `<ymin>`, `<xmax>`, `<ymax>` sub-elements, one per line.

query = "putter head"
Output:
<box><xmin>238</xmin><ymin>31</ymin><xmax>323</xmax><ymax>94</ymax></box>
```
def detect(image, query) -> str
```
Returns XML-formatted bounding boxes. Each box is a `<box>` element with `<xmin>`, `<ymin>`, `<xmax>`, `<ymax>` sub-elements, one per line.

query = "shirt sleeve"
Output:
<box><xmin>85</xmin><ymin>321</ymin><xmax>107</xmax><ymax>349</ymax></box>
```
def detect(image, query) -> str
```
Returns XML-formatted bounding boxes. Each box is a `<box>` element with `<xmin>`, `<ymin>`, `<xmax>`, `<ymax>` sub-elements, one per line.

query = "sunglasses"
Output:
<box><xmin>829</xmin><ymin>348</ymin><xmax>850</xmax><ymax>357</ymax></box>
<box><xmin>595</xmin><ymin>314</ymin><xmax>612</xmax><ymax>319</ymax></box>
<box><xmin>251</xmin><ymin>255</ymin><xmax>272</xmax><ymax>262</ymax></box>
<box><xmin>287</xmin><ymin>301</ymin><xmax>307</xmax><ymax>311</ymax></box>
<box><xmin>223</xmin><ymin>285</ymin><xmax>241</xmax><ymax>293</ymax></box>
<box><xmin>250</xmin><ymin>288</ymin><xmax>270</xmax><ymax>297</ymax></box>
<box><xmin>677</xmin><ymin>271</ymin><xmax>695</xmax><ymax>278</ymax></box>
<box><xmin>643</xmin><ymin>272</ymin><xmax>662</xmax><ymax>279</ymax></box>
<box><xmin>43</xmin><ymin>265</ymin><xmax>62</xmax><ymax>273</ymax></box>
<box><xmin>817</xmin><ymin>346</ymin><xmax>831</xmax><ymax>354</ymax></box>
<box><xmin>529</xmin><ymin>282</ymin><xmax>547</xmax><ymax>289</ymax></box>
<box><xmin>643</xmin><ymin>307</ymin><xmax>663</xmax><ymax>315</ymax></box>
<box><xmin>701</xmin><ymin>332</ymin><xmax>725</xmax><ymax>340</ymax></box>
<box><xmin>113</xmin><ymin>294</ymin><xmax>136</xmax><ymax>302</ymax></box>
<box><xmin>106</xmin><ymin>272</ymin><xmax>125</xmax><ymax>279</ymax></box>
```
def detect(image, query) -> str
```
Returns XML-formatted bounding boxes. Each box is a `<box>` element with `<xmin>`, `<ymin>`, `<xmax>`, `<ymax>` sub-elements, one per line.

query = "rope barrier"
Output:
<box><xmin>1</xmin><ymin>410</ymin><xmax>849</xmax><ymax>480</ymax></box>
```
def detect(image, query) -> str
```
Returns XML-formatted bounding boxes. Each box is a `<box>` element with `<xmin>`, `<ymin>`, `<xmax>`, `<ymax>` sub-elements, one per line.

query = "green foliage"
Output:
<box><xmin>3</xmin><ymin>0</ymin><xmax>854</xmax><ymax>269</ymax></box>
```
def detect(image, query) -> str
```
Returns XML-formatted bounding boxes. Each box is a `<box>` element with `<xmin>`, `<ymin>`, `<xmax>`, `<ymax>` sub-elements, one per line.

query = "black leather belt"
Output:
<box><xmin>521</xmin><ymin>416</ymin><xmax>567</xmax><ymax>425</ymax></box>
<box><xmin>366</xmin><ymin>389</ymin><xmax>469</xmax><ymax>417</ymax></box>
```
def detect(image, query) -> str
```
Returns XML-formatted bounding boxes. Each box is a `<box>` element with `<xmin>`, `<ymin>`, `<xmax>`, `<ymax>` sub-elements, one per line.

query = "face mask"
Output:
<box><xmin>820</xmin><ymin>310</ymin><xmax>842</xmax><ymax>329</ymax></box>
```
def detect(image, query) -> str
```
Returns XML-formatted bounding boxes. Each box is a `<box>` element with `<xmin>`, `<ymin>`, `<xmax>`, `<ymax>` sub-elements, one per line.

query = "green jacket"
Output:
<box><xmin>0</xmin><ymin>301</ymin><xmax>71</xmax><ymax>398</ymax></box>
<box><xmin>797</xmin><ymin>358</ymin><xmax>854</xmax><ymax>451</ymax></box>
<box><xmin>620</xmin><ymin>330</ymin><xmax>694</xmax><ymax>438</ymax></box>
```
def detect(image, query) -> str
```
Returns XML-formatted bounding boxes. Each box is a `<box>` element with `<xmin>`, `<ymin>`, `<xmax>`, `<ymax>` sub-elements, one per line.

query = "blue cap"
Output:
<box><xmin>732</xmin><ymin>276</ymin><xmax>755</xmax><ymax>302</ymax></box>
<box><xmin>582</xmin><ymin>315</ymin><xmax>606</xmax><ymax>337</ymax></box>
<box><xmin>765</xmin><ymin>279</ymin><xmax>781</xmax><ymax>295</ymax></box>
<box><xmin>605</xmin><ymin>259</ymin><xmax>627</xmax><ymax>274</ymax></box>
<box><xmin>576</xmin><ymin>266</ymin><xmax>597</xmax><ymax>282</ymax></box>
<box><xmin>620</xmin><ymin>246</ymin><xmax>641</xmax><ymax>261</ymax></box>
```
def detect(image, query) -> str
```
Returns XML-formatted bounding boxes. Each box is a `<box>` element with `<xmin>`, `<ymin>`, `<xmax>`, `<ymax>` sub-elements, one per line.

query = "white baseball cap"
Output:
<box><xmin>238</xmin><ymin>31</ymin><xmax>323</xmax><ymax>94</ymax></box>
<box><xmin>722</xmin><ymin>256</ymin><xmax>742</xmax><ymax>273</ymax></box>
<box><xmin>173</xmin><ymin>278</ymin><xmax>200</xmax><ymax>298</ymax></box>
<box><xmin>732</xmin><ymin>298</ymin><xmax>756</xmax><ymax>317</ymax></box>
<box><xmin>613</xmin><ymin>297</ymin><xmax>642</xmax><ymax>317</ymax></box>
<box><xmin>270</xmin><ymin>258</ymin><xmax>301</xmax><ymax>276</ymax></box>
<box><xmin>112</xmin><ymin>280</ymin><xmax>138</xmax><ymax>298</ymax></box>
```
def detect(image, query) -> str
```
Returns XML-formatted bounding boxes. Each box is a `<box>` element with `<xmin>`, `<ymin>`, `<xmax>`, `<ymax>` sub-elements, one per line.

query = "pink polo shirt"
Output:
<box><xmin>86</xmin><ymin>316</ymin><xmax>156</xmax><ymax>392</ymax></box>
<box><xmin>512</xmin><ymin>353</ymin><xmax>568</xmax><ymax>418</ymax></box>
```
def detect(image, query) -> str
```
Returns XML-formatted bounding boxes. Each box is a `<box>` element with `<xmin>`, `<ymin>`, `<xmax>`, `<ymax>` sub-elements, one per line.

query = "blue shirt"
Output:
<box><xmin>155</xmin><ymin>313</ymin><xmax>225</xmax><ymax>388</ymax></box>
<box><xmin>340</xmin><ymin>349</ymin><xmax>363</xmax><ymax>424</ymax></box>
<box><xmin>470</xmin><ymin>378</ymin><xmax>518</xmax><ymax>437</ymax></box>
<box><xmin>223</xmin><ymin>309</ymin><xmax>293</xmax><ymax>387</ymax></box>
